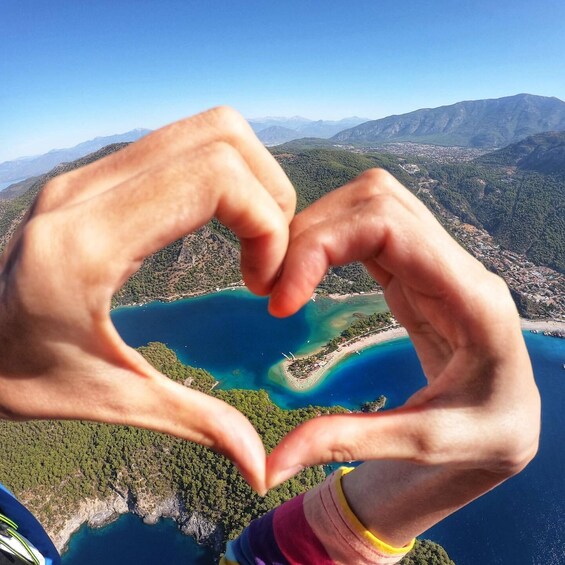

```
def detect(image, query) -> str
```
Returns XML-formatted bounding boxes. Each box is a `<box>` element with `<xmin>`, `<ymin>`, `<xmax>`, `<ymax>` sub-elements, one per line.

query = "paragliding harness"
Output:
<box><xmin>0</xmin><ymin>512</ymin><xmax>42</xmax><ymax>564</ymax></box>
<box><xmin>0</xmin><ymin>484</ymin><xmax>60</xmax><ymax>565</ymax></box>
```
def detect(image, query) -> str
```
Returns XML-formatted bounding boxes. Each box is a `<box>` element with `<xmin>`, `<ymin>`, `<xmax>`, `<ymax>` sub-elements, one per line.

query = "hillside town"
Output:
<box><xmin>333</xmin><ymin>141</ymin><xmax>486</xmax><ymax>164</ymax></box>
<box><xmin>450</xmin><ymin>219</ymin><xmax>565</xmax><ymax>320</ymax></box>
<box><xmin>410</xmin><ymin>173</ymin><xmax>565</xmax><ymax>321</ymax></box>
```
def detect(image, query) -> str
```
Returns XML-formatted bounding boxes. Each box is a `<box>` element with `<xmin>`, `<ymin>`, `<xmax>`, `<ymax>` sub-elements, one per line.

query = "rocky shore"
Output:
<box><xmin>49</xmin><ymin>489</ymin><xmax>223</xmax><ymax>556</ymax></box>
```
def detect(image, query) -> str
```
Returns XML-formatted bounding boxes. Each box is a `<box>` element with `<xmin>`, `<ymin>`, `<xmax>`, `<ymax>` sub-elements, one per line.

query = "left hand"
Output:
<box><xmin>0</xmin><ymin>107</ymin><xmax>296</xmax><ymax>493</ymax></box>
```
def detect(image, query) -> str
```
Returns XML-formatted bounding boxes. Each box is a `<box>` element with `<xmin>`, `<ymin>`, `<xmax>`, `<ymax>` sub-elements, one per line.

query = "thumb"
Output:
<box><xmin>266</xmin><ymin>407</ymin><xmax>437</xmax><ymax>489</ymax></box>
<box><xmin>128</xmin><ymin>373</ymin><xmax>268</xmax><ymax>494</ymax></box>
<box><xmin>11</xmin><ymin>353</ymin><xmax>268</xmax><ymax>494</ymax></box>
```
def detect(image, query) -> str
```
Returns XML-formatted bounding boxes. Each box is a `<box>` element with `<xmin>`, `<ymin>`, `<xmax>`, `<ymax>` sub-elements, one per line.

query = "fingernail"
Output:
<box><xmin>270</xmin><ymin>465</ymin><xmax>304</xmax><ymax>488</ymax></box>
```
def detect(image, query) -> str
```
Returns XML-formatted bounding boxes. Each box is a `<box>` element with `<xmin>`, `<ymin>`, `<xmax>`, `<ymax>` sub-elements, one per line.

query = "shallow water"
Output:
<box><xmin>62</xmin><ymin>292</ymin><xmax>565</xmax><ymax>564</ymax></box>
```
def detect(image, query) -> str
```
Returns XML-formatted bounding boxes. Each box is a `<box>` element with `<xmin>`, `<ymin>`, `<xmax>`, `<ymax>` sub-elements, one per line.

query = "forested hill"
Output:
<box><xmin>428</xmin><ymin>140</ymin><xmax>565</xmax><ymax>273</ymax></box>
<box><xmin>476</xmin><ymin>130</ymin><xmax>565</xmax><ymax>175</ymax></box>
<box><xmin>1</xmin><ymin>141</ymin><xmax>563</xmax><ymax>311</ymax></box>
<box><xmin>0</xmin><ymin>145</ymin><xmax>415</xmax><ymax>304</ymax></box>
<box><xmin>0</xmin><ymin>342</ymin><xmax>455</xmax><ymax>563</ymax></box>
<box><xmin>331</xmin><ymin>94</ymin><xmax>565</xmax><ymax>148</ymax></box>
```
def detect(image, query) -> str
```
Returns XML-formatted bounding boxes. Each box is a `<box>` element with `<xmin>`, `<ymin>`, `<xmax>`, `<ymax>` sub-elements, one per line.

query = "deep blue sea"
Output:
<box><xmin>62</xmin><ymin>290</ymin><xmax>565</xmax><ymax>565</ymax></box>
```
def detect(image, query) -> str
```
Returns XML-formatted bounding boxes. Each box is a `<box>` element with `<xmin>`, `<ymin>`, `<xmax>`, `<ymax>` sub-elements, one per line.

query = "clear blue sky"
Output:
<box><xmin>1</xmin><ymin>0</ymin><xmax>564</xmax><ymax>161</ymax></box>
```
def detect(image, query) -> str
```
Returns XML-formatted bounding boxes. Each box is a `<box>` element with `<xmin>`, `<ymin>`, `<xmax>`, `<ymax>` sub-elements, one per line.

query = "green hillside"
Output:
<box><xmin>0</xmin><ymin>343</ymin><xmax>454</xmax><ymax>563</ymax></box>
<box><xmin>428</xmin><ymin>152</ymin><xmax>565</xmax><ymax>273</ymax></box>
<box><xmin>477</xmin><ymin>130</ymin><xmax>565</xmax><ymax>175</ymax></box>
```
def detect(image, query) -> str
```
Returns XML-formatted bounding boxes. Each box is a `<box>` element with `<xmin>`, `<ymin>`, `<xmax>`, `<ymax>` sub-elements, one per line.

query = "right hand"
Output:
<box><xmin>267</xmin><ymin>169</ymin><xmax>540</xmax><ymax>488</ymax></box>
<box><xmin>0</xmin><ymin>107</ymin><xmax>296</xmax><ymax>493</ymax></box>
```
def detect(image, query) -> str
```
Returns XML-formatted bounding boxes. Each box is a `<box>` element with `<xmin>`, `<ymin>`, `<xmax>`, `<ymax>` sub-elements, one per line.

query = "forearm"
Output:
<box><xmin>223</xmin><ymin>467</ymin><xmax>416</xmax><ymax>565</ymax></box>
<box><xmin>341</xmin><ymin>459</ymin><xmax>512</xmax><ymax>548</ymax></box>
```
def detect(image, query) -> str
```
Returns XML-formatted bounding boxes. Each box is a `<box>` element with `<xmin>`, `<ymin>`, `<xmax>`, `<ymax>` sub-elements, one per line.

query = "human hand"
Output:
<box><xmin>267</xmin><ymin>169</ymin><xmax>540</xmax><ymax>488</ymax></box>
<box><xmin>0</xmin><ymin>107</ymin><xmax>296</xmax><ymax>494</ymax></box>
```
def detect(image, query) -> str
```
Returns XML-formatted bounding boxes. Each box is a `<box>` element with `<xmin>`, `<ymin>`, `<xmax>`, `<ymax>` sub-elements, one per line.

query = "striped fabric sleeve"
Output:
<box><xmin>220</xmin><ymin>467</ymin><xmax>415</xmax><ymax>565</ymax></box>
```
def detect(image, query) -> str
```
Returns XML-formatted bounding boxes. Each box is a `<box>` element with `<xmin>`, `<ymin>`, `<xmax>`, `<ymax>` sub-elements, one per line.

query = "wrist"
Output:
<box><xmin>340</xmin><ymin>460</ymin><xmax>515</xmax><ymax>548</ymax></box>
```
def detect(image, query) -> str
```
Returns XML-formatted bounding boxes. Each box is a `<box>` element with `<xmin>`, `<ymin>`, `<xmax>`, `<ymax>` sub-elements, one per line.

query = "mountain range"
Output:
<box><xmin>1</xmin><ymin>129</ymin><xmax>563</xmax><ymax>316</ymax></box>
<box><xmin>332</xmin><ymin>94</ymin><xmax>565</xmax><ymax>148</ymax></box>
<box><xmin>248</xmin><ymin>116</ymin><xmax>370</xmax><ymax>145</ymax></box>
<box><xmin>2</xmin><ymin>93</ymin><xmax>564</xmax><ymax>192</ymax></box>
<box><xmin>0</xmin><ymin>129</ymin><xmax>151</xmax><ymax>187</ymax></box>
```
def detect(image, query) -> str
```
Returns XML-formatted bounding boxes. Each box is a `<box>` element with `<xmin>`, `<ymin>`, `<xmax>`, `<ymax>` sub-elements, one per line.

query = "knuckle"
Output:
<box><xmin>499</xmin><ymin>441</ymin><xmax>539</xmax><ymax>475</ymax></box>
<box><xmin>473</xmin><ymin>271</ymin><xmax>519</xmax><ymax>325</ymax></box>
<box><xmin>494</xmin><ymin>412</ymin><xmax>541</xmax><ymax>474</ymax></box>
<box><xmin>327</xmin><ymin>443</ymin><xmax>357</xmax><ymax>464</ymax></box>
<box><xmin>358</xmin><ymin>168</ymin><xmax>396</xmax><ymax>194</ymax></box>
<box><xmin>33</xmin><ymin>174</ymin><xmax>72</xmax><ymax>214</ymax></box>
<box><xmin>410</xmin><ymin>427</ymin><xmax>447</xmax><ymax>466</ymax></box>
<box><xmin>487</xmin><ymin>272</ymin><xmax>514</xmax><ymax>306</ymax></box>
<box><xmin>5</xmin><ymin>216</ymin><xmax>57</xmax><ymax>311</ymax></box>
<box><xmin>353</xmin><ymin>169</ymin><xmax>400</xmax><ymax>209</ymax></box>
<box><xmin>207</xmin><ymin>141</ymin><xmax>246</xmax><ymax>179</ymax></box>
<box><xmin>316</xmin><ymin>419</ymin><xmax>358</xmax><ymax>463</ymax></box>
<box><xmin>205</xmin><ymin>105</ymin><xmax>250</xmax><ymax>139</ymax></box>
<box><xmin>19</xmin><ymin>215</ymin><xmax>53</xmax><ymax>264</ymax></box>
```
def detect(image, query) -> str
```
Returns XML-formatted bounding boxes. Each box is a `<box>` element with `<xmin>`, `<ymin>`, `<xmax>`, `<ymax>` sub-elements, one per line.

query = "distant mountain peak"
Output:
<box><xmin>332</xmin><ymin>94</ymin><xmax>565</xmax><ymax>148</ymax></box>
<box><xmin>250</xmin><ymin>116</ymin><xmax>371</xmax><ymax>146</ymax></box>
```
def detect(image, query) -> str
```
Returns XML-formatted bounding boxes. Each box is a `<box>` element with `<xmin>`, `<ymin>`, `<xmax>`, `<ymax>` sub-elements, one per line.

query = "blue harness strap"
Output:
<box><xmin>0</xmin><ymin>483</ymin><xmax>60</xmax><ymax>565</ymax></box>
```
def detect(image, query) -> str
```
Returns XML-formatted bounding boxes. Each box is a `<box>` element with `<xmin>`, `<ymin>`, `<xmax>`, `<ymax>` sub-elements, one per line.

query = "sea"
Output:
<box><xmin>62</xmin><ymin>289</ymin><xmax>565</xmax><ymax>565</ymax></box>
<box><xmin>0</xmin><ymin>178</ymin><xmax>26</xmax><ymax>191</ymax></box>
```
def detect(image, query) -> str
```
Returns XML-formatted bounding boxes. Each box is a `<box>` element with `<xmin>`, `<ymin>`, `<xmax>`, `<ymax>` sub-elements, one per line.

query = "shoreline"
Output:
<box><xmin>519</xmin><ymin>319</ymin><xmax>565</xmax><ymax>333</ymax></box>
<box><xmin>280</xmin><ymin>325</ymin><xmax>409</xmax><ymax>392</ymax></box>
<box><xmin>280</xmin><ymin>318</ymin><xmax>565</xmax><ymax>392</ymax></box>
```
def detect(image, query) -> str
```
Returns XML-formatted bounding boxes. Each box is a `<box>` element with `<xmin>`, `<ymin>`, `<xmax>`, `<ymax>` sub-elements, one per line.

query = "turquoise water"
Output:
<box><xmin>63</xmin><ymin>292</ymin><xmax>565</xmax><ymax>564</ymax></box>
<box><xmin>62</xmin><ymin>514</ymin><xmax>214</xmax><ymax>564</ymax></box>
<box><xmin>111</xmin><ymin>289</ymin><xmax>392</xmax><ymax>408</ymax></box>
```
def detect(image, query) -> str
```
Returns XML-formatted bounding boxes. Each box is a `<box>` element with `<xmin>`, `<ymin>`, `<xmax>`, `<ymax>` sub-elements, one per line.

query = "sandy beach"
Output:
<box><xmin>281</xmin><ymin>325</ymin><xmax>408</xmax><ymax>391</ymax></box>
<box><xmin>520</xmin><ymin>319</ymin><xmax>565</xmax><ymax>333</ymax></box>
<box><xmin>280</xmin><ymin>317</ymin><xmax>565</xmax><ymax>392</ymax></box>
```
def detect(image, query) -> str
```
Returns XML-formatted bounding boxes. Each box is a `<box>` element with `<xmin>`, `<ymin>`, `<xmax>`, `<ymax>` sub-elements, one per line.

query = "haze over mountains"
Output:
<box><xmin>332</xmin><ymin>94</ymin><xmax>565</xmax><ymax>148</ymax></box>
<box><xmin>248</xmin><ymin>116</ymin><xmax>370</xmax><ymax>145</ymax></box>
<box><xmin>2</xmin><ymin>93</ymin><xmax>564</xmax><ymax>191</ymax></box>
<box><xmin>0</xmin><ymin>129</ymin><xmax>151</xmax><ymax>186</ymax></box>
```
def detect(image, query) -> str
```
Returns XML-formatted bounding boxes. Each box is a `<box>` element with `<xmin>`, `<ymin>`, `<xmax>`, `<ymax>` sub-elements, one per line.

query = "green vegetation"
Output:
<box><xmin>0</xmin><ymin>343</ymin><xmax>454</xmax><ymax>562</ymax></box>
<box><xmin>428</xmin><ymin>162</ymin><xmax>565</xmax><ymax>273</ymax></box>
<box><xmin>323</xmin><ymin>311</ymin><xmax>394</xmax><ymax>353</ymax></box>
<box><xmin>273</xmin><ymin>148</ymin><xmax>415</xmax><ymax>211</ymax></box>
<box><xmin>402</xmin><ymin>540</ymin><xmax>456</xmax><ymax>564</ymax></box>
<box><xmin>288</xmin><ymin>311</ymin><xmax>394</xmax><ymax>379</ymax></box>
<box><xmin>0</xmin><ymin>344</ymin><xmax>342</xmax><ymax>543</ymax></box>
<box><xmin>361</xmin><ymin>395</ymin><xmax>387</xmax><ymax>413</ymax></box>
<box><xmin>111</xmin><ymin>223</ymin><xmax>243</xmax><ymax>307</ymax></box>
<box><xmin>477</xmin><ymin>131</ymin><xmax>565</xmax><ymax>175</ymax></box>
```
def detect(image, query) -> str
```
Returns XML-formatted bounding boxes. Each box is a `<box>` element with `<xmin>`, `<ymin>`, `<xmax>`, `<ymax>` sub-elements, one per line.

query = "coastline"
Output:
<box><xmin>280</xmin><ymin>317</ymin><xmax>565</xmax><ymax>392</ymax></box>
<box><xmin>519</xmin><ymin>318</ymin><xmax>565</xmax><ymax>333</ymax></box>
<box><xmin>280</xmin><ymin>325</ymin><xmax>409</xmax><ymax>392</ymax></box>
<box><xmin>45</xmin><ymin>491</ymin><xmax>222</xmax><ymax>556</ymax></box>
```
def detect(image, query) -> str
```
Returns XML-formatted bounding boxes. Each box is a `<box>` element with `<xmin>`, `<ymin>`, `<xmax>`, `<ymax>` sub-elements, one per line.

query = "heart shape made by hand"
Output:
<box><xmin>0</xmin><ymin>113</ymin><xmax>539</xmax><ymax>499</ymax></box>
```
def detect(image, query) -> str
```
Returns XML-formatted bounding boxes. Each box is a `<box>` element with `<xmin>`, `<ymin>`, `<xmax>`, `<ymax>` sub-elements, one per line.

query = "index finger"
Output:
<box><xmin>34</xmin><ymin>106</ymin><xmax>297</xmax><ymax>222</ymax></box>
<box><xmin>269</xmin><ymin>169</ymin><xmax>484</xmax><ymax>318</ymax></box>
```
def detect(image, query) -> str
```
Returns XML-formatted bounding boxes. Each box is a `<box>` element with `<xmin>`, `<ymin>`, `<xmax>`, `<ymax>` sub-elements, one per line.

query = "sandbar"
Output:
<box><xmin>280</xmin><ymin>318</ymin><xmax>565</xmax><ymax>392</ymax></box>
<box><xmin>280</xmin><ymin>325</ymin><xmax>408</xmax><ymax>391</ymax></box>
